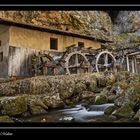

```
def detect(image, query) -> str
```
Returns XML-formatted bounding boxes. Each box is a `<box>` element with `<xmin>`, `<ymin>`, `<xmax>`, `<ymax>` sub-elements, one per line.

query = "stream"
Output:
<box><xmin>21</xmin><ymin>103</ymin><xmax>117</xmax><ymax>123</ymax></box>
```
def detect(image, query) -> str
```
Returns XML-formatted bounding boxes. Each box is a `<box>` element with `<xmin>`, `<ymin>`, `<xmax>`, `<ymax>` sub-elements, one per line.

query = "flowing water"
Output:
<box><xmin>22</xmin><ymin>103</ymin><xmax>117</xmax><ymax>123</ymax></box>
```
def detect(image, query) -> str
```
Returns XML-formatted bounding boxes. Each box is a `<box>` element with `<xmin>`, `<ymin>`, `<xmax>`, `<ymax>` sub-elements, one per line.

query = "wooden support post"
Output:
<box><xmin>132</xmin><ymin>56</ymin><xmax>135</xmax><ymax>73</ymax></box>
<box><xmin>134</xmin><ymin>56</ymin><xmax>137</xmax><ymax>73</ymax></box>
<box><xmin>126</xmin><ymin>55</ymin><xmax>130</xmax><ymax>72</ymax></box>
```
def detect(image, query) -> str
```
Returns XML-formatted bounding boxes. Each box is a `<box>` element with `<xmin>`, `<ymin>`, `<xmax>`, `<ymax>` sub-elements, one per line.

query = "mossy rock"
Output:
<box><xmin>106</xmin><ymin>74</ymin><xmax>116</xmax><ymax>86</ymax></box>
<box><xmin>29</xmin><ymin>106</ymin><xmax>47</xmax><ymax>115</ymax></box>
<box><xmin>65</xmin><ymin>95</ymin><xmax>81</xmax><ymax>106</ymax></box>
<box><xmin>86</xmin><ymin>79</ymin><xmax>97</xmax><ymax>92</ymax></box>
<box><xmin>0</xmin><ymin>115</ymin><xmax>14</xmax><ymax>123</ymax></box>
<box><xmin>74</xmin><ymin>82</ymin><xmax>87</xmax><ymax>94</ymax></box>
<box><xmin>87</xmin><ymin>96</ymin><xmax>96</xmax><ymax>105</ymax></box>
<box><xmin>97</xmin><ymin>76</ymin><xmax>107</xmax><ymax>88</ymax></box>
<box><xmin>43</xmin><ymin>94</ymin><xmax>64</xmax><ymax>109</ymax></box>
<box><xmin>59</xmin><ymin>79</ymin><xmax>75</xmax><ymax>100</ymax></box>
<box><xmin>104</xmin><ymin>105</ymin><xmax>118</xmax><ymax>115</ymax></box>
<box><xmin>94</xmin><ymin>94</ymin><xmax>108</xmax><ymax>105</ymax></box>
<box><xmin>108</xmin><ymin>95</ymin><xmax>118</xmax><ymax>103</ymax></box>
<box><xmin>1</xmin><ymin>96</ymin><xmax>28</xmax><ymax>116</ymax></box>
<box><xmin>80</xmin><ymin>91</ymin><xmax>95</xmax><ymax>99</ymax></box>
<box><xmin>112</xmin><ymin>105</ymin><xmax>135</xmax><ymax>118</ymax></box>
<box><xmin>134</xmin><ymin>109</ymin><xmax>140</xmax><ymax>122</ymax></box>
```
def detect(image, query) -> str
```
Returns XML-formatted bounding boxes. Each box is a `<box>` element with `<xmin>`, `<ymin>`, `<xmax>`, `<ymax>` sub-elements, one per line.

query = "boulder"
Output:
<box><xmin>27</xmin><ymin>95</ymin><xmax>48</xmax><ymax>115</ymax></box>
<box><xmin>94</xmin><ymin>94</ymin><xmax>108</xmax><ymax>105</ymax></box>
<box><xmin>65</xmin><ymin>95</ymin><xmax>81</xmax><ymax>106</ymax></box>
<box><xmin>112</xmin><ymin>104</ymin><xmax>135</xmax><ymax>118</ymax></box>
<box><xmin>58</xmin><ymin>77</ymin><xmax>75</xmax><ymax>100</ymax></box>
<box><xmin>0</xmin><ymin>95</ymin><xmax>28</xmax><ymax>116</ymax></box>
<box><xmin>96</xmin><ymin>75</ymin><xmax>107</xmax><ymax>88</ymax></box>
<box><xmin>43</xmin><ymin>93</ymin><xmax>64</xmax><ymax>108</ymax></box>
<box><xmin>29</xmin><ymin>106</ymin><xmax>47</xmax><ymax>115</ymax></box>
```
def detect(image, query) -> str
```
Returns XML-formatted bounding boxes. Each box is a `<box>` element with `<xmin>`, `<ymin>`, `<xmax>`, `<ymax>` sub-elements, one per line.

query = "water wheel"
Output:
<box><xmin>65</xmin><ymin>51</ymin><xmax>91</xmax><ymax>74</ymax></box>
<box><xmin>95</xmin><ymin>51</ymin><xmax>116</xmax><ymax>72</ymax></box>
<box><xmin>41</xmin><ymin>53</ymin><xmax>56</xmax><ymax>75</ymax></box>
<box><xmin>32</xmin><ymin>52</ymin><xmax>55</xmax><ymax>76</ymax></box>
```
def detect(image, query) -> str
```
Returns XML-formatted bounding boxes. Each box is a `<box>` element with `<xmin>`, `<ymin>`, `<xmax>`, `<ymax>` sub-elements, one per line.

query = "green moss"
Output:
<box><xmin>65</xmin><ymin>95</ymin><xmax>80</xmax><ymax>106</ymax></box>
<box><xmin>0</xmin><ymin>115</ymin><xmax>14</xmax><ymax>123</ymax></box>
<box><xmin>1</xmin><ymin>96</ymin><xmax>28</xmax><ymax>116</ymax></box>
<box><xmin>94</xmin><ymin>94</ymin><xmax>108</xmax><ymax>105</ymax></box>
<box><xmin>88</xmin><ymin>96</ymin><xmax>96</xmax><ymax>104</ymax></box>
<box><xmin>29</xmin><ymin>106</ymin><xmax>47</xmax><ymax>115</ymax></box>
<box><xmin>112</xmin><ymin>105</ymin><xmax>135</xmax><ymax>118</ymax></box>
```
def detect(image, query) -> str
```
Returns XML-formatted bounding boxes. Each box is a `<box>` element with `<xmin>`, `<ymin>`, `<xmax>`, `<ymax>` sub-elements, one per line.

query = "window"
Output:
<box><xmin>0</xmin><ymin>52</ymin><xmax>3</xmax><ymax>62</ymax></box>
<box><xmin>78</xmin><ymin>42</ymin><xmax>84</xmax><ymax>47</ymax></box>
<box><xmin>50</xmin><ymin>38</ymin><xmax>58</xmax><ymax>50</ymax></box>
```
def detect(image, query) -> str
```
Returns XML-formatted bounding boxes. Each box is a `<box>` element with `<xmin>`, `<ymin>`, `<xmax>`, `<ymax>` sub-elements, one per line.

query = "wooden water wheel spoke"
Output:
<box><xmin>95</xmin><ymin>51</ymin><xmax>116</xmax><ymax>72</ymax></box>
<box><xmin>104</xmin><ymin>53</ymin><xmax>108</xmax><ymax>71</ymax></box>
<box><xmin>68</xmin><ymin>64</ymin><xmax>81</xmax><ymax>68</ymax></box>
<box><xmin>75</xmin><ymin>53</ymin><xmax>79</xmax><ymax>66</ymax></box>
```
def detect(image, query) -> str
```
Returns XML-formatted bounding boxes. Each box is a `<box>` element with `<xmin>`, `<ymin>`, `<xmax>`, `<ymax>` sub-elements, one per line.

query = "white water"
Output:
<box><xmin>59</xmin><ymin>103</ymin><xmax>114</xmax><ymax>122</ymax></box>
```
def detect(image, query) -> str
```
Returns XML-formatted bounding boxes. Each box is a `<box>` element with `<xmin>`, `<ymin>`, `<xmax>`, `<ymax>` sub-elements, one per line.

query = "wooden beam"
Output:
<box><xmin>132</xmin><ymin>56</ymin><xmax>135</xmax><ymax>73</ymax></box>
<box><xmin>134</xmin><ymin>57</ymin><xmax>137</xmax><ymax>73</ymax></box>
<box><xmin>126</xmin><ymin>55</ymin><xmax>130</xmax><ymax>72</ymax></box>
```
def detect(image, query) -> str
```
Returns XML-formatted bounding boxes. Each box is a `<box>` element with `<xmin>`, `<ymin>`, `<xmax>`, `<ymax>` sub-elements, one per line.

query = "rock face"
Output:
<box><xmin>1</xmin><ymin>11</ymin><xmax>140</xmax><ymax>50</ymax></box>
<box><xmin>114</xmin><ymin>11</ymin><xmax>140</xmax><ymax>33</ymax></box>
<box><xmin>111</xmin><ymin>11</ymin><xmax>140</xmax><ymax>49</ymax></box>
<box><xmin>0</xmin><ymin>11</ymin><xmax>112</xmax><ymax>41</ymax></box>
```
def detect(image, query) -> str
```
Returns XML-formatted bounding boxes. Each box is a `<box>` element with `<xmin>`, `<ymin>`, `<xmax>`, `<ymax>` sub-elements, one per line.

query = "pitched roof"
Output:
<box><xmin>0</xmin><ymin>18</ymin><xmax>113</xmax><ymax>43</ymax></box>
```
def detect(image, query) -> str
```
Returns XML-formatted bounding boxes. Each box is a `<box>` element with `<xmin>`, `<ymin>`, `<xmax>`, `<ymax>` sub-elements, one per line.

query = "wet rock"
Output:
<box><xmin>29</xmin><ymin>106</ymin><xmax>47</xmax><ymax>115</ymax></box>
<box><xmin>59</xmin><ymin>116</ymin><xmax>74</xmax><ymax>122</ymax></box>
<box><xmin>87</xmin><ymin>96</ymin><xmax>96</xmax><ymax>105</ymax></box>
<box><xmin>41</xmin><ymin>118</ymin><xmax>47</xmax><ymax>122</ymax></box>
<box><xmin>108</xmin><ymin>115</ymin><xmax>117</xmax><ymax>120</ymax></box>
<box><xmin>0</xmin><ymin>115</ymin><xmax>14</xmax><ymax>123</ymax></box>
<box><xmin>0</xmin><ymin>95</ymin><xmax>28</xmax><ymax>116</ymax></box>
<box><xmin>104</xmin><ymin>105</ymin><xmax>118</xmax><ymax>115</ymax></box>
<box><xmin>134</xmin><ymin>109</ymin><xmax>140</xmax><ymax>122</ymax></box>
<box><xmin>112</xmin><ymin>104</ymin><xmax>135</xmax><ymax>118</ymax></box>
<box><xmin>65</xmin><ymin>95</ymin><xmax>81</xmax><ymax>106</ymax></box>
